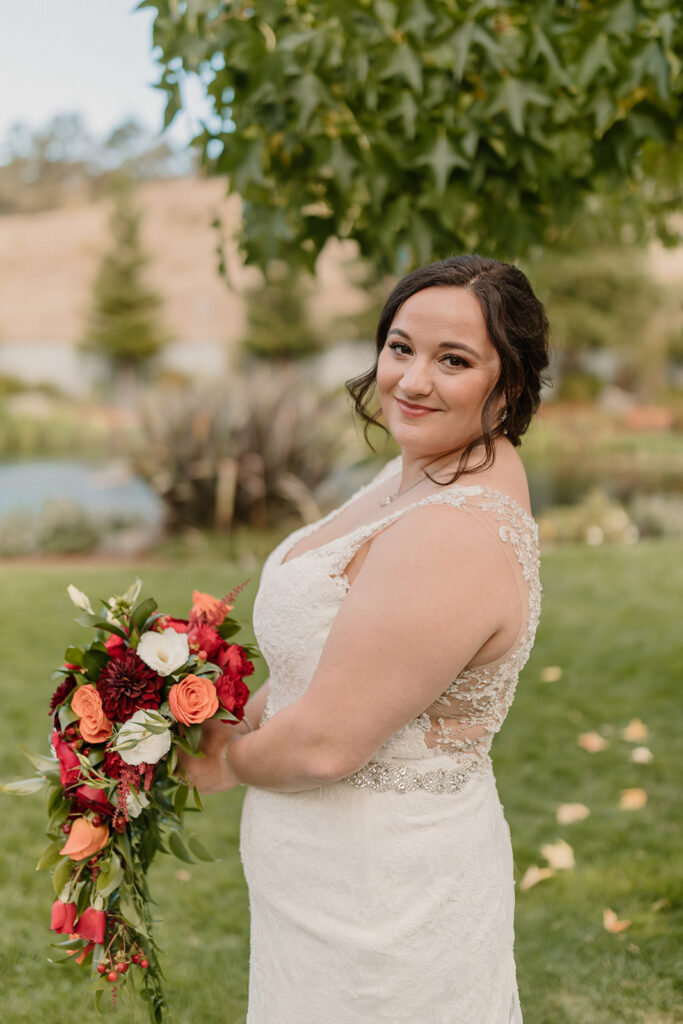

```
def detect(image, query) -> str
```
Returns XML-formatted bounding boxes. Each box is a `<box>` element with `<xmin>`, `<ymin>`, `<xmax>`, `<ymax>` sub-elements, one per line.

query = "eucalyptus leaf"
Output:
<box><xmin>1</xmin><ymin>776</ymin><xmax>46</xmax><ymax>796</ymax></box>
<box><xmin>52</xmin><ymin>856</ymin><xmax>74</xmax><ymax>896</ymax></box>
<box><xmin>188</xmin><ymin>835</ymin><xmax>214</xmax><ymax>862</ymax></box>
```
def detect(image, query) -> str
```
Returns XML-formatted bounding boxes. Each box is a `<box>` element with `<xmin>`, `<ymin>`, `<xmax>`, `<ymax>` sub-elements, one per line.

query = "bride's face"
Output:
<box><xmin>376</xmin><ymin>286</ymin><xmax>503</xmax><ymax>459</ymax></box>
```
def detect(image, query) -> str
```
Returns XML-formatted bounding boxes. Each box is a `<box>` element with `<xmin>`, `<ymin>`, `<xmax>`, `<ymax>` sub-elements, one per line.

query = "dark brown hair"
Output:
<box><xmin>346</xmin><ymin>254</ymin><xmax>550</xmax><ymax>484</ymax></box>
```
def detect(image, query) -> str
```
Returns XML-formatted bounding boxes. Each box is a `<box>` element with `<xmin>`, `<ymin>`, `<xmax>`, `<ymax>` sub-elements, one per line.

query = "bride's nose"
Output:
<box><xmin>399</xmin><ymin>358</ymin><xmax>433</xmax><ymax>397</ymax></box>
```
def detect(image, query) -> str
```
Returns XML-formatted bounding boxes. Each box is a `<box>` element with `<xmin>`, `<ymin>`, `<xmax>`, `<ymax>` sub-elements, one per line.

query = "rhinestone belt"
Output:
<box><xmin>343</xmin><ymin>759</ymin><xmax>483</xmax><ymax>794</ymax></box>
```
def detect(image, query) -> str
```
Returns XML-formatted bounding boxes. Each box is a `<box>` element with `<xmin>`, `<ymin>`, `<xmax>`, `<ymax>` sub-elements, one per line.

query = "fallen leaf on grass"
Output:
<box><xmin>175</xmin><ymin>869</ymin><xmax>191</xmax><ymax>882</ymax></box>
<box><xmin>577</xmin><ymin>731</ymin><xmax>609</xmax><ymax>752</ymax></box>
<box><xmin>622</xmin><ymin>718</ymin><xmax>648</xmax><ymax>742</ymax></box>
<box><xmin>540</xmin><ymin>665</ymin><xmax>563</xmax><ymax>683</ymax></box>
<box><xmin>629</xmin><ymin>746</ymin><xmax>654</xmax><ymax>764</ymax></box>
<box><xmin>651</xmin><ymin>898</ymin><xmax>669</xmax><ymax>912</ymax></box>
<box><xmin>603</xmin><ymin>908</ymin><xmax>631</xmax><ymax>933</ymax></box>
<box><xmin>619</xmin><ymin>788</ymin><xmax>647</xmax><ymax>810</ymax></box>
<box><xmin>541</xmin><ymin>839</ymin><xmax>575</xmax><ymax>869</ymax></box>
<box><xmin>520</xmin><ymin>865</ymin><xmax>555</xmax><ymax>891</ymax></box>
<box><xmin>556</xmin><ymin>802</ymin><xmax>590</xmax><ymax>824</ymax></box>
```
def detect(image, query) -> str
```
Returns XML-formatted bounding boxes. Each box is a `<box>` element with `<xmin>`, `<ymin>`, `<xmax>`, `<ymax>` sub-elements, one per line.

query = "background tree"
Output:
<box><xmin>240</xmin><ymin>267</ymin><xmax>322</xmax><ymax>361</ymax></box>
<box><xmin>80</xmin><ymin>177</ymin><xmax>169</xmax><ymax>399</ymax></box>
<box><xmin>141</xmin><ymin>0</ymin><xmax>682</xmax><ymax>274</ymax></box>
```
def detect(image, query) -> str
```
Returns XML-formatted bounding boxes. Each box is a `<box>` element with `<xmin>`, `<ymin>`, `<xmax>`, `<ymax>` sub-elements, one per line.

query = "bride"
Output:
<box><xmin>180</xmin><ymin>254</ymin><xmax>549</xmax><ymax>1023</ymax></box>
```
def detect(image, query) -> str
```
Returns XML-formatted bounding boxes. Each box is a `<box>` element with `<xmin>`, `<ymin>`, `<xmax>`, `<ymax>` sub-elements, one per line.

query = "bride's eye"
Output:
<box><xmin>387</xmin><ymin>341</ymin><xmax>412</xmax><ymax>355</ymax></box>
<box><xmin>441</xmin><ymin>354</ymin><xmax>470</xmax><ymax>369</ymax></box>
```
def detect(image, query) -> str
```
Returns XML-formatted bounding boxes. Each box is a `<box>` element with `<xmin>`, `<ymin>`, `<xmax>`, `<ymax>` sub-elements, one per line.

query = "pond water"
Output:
<box><xmin>0</xmin><ymin>460</ymin><xmax>163</xmax><ymax>524</ymax></box>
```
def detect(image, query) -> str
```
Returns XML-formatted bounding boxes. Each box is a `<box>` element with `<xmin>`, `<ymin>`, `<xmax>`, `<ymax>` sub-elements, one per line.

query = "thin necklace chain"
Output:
<box><xmin>379</xmin><ymin>453</ymin><xmax>465</xmax><ymax>508</ymax></box>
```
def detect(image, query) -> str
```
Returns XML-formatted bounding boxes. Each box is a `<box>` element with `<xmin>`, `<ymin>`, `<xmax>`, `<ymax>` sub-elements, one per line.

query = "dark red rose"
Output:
<box><xmin>215</xmin><ymin>672</ymin><xmax>250</xmax><ymax>719</ymax></box>
<box><xmin>51</xmin><ymin>899</ymin><xmax>78</xmax><ymax>934</ymax></box>
<box><xmin>52</xmin><ymin>729</ymin><xmax>82</xmax><ymax>789</ymax></box>
<box><xmin>102</xmin><ymin>747</ymin><xmax>126</xmax><ymax>779</ymax></box>
<box><xmin>104</xmin><ymin>634</ymin><xmax>126</xmax><ymax>658</ymax></box>
<box><xmin>215</xmin><ymin>643</ymin><xmax>254</xmax><ymax>679</ymax></box>
<box><xmin>72</xmin><ymin>784</ymin><xmax>115</xmax><ymax>818</ymax></box>
<box><xmin>96</xmin><ymin>650</ymin><xmax>163</xmax><ymax>722</ymax></box>
<box><xmin>154</xmin><ymin>615</ymin><xmax>189</xmax><ymax>634</ymax></box>
<box><xmin>49</xmin><ymin>674</ymin><xmax>77</xmax><ymax>716</ymax></box>
<box><xmin>75</xmin><ymin>907</ymin><xmax>106</xmax><ymax>945</ymax></box>
<box><xmin>187</xmin><ymin>622</ymin><xmax>223</xmax><ymax>661</ymax></box>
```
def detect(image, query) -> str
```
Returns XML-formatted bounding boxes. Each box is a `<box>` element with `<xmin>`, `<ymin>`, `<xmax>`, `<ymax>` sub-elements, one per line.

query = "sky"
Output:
<box><xmin>0</xmin><ymin>0</ymin><xmax>209</xmax><ymax>148</ymax></box>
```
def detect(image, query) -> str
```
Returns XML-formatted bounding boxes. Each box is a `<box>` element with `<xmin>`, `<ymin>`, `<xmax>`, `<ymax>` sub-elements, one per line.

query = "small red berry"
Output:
<box><xmin>107</xmin><ymin>971</ymin><xmax>118</xmax><ymax>983</ymax></box>
<box><xmin>131</xmin><ymin>954</ymin><xmax>140</xmax><ymax>964</ymax></box>
<box><xmin>61</xmin><ymin>822</ymin><xmax>72</xmax><ymax>834</ymax></box>
<box><xmin>116</xmin><ymin>962</ymin><xmax>129</xmax><ymax>974</ymax></box>
<box><xmin>139</xmin><ymin>959</ymin><xmax>149</xmax><ymax>969</ymax></box>
<box><xmin>82</xmin><ymin>747</ymin><xmax>91</xmax><ymax>756</ymax></box>
<box><xmin>96</xmin><ymin>963</ymin><xmax>107</xmax><ymax>975</ymax></box>
<box><xmin>91</xmin><ymin>814</ymin><xmax>102</xmax><ymax>827</ymax></box>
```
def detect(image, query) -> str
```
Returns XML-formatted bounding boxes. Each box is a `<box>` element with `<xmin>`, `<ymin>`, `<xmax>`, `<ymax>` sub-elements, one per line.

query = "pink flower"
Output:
<box><xmin>75</xmin><ymin>907</ymin><xmax>107</xmax><ymax>944</ymax></box>
<box><xmin>51</xmin><ymin>729</ymin><xmax>81</xmax><ymax>789</ymax></box>
<box><xmin>187</xmin><ymin>622</ymin><xmax>223</xmax><ymax>661</ymax></box>
<box><xmin>104</xmin><ymin>634</ymin><xmax>126</xmax><ymax>658</ymax></box>
<box><xmin>50</xmin><ymin>899</ymin><xmax>78</xmax><ymax>934</ymax></box>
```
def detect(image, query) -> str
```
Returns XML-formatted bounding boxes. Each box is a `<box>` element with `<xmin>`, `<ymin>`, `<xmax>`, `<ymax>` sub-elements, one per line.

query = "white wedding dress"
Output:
<box><xmin>239</xmin><ymin>455</ymin><xmax>541</xmax><ymax>1024</ymax></box>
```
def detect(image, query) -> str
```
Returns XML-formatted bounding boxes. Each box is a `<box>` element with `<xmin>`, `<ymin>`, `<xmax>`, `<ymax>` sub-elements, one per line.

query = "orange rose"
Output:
<box><xmin>71</xmin><ymin>684</ymin><xmax>113</xmax><ymax>743</ymax></box>
<box><xmin>191</xmin><ymin>590</ymin><xmax>232</xmax><ymax>627</ymax></box>
<box><xmin>169</xmin><ymin>674</ymin><xmax>219</xmax><ymax>725</ymax></box>
<box><xmin>59</xmin><ymin>817</ymin><xmax>109</xmax><ymax>861</ymax></box>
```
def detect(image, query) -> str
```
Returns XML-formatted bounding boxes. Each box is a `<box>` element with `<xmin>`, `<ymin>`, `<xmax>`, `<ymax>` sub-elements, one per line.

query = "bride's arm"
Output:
<box><xmin>219</xmin><ymin>505</ymin><xmax>519</xmax><ymax>794</ymax></box>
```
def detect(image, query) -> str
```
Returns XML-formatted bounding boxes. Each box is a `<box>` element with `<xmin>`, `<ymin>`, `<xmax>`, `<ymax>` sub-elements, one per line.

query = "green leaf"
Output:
<box><xmin>96</xmin><ymin>856</ymin><xmax>124</xmax><ymax>898</ymax></box>
<box><xmin>379</xmin><ymin>44</ymin><xmax>423</xmax><ymax>93</ymax></box>
<box><xmin>91</xmin><ymin>619</ymin><xmax>129</xmax><ymax>640</ymax></box>
<box><xmin>0</xmin><ymin>776</ymin><xmax>46</xmax><ymax>796</ymax></box>
<box><xmin>185</xmin><ymin>724</ymin><xmax>202</xmax><ymax>755</ymax></box>
<box><xmin>174</xmin><ymin>783</ymin><xmax>189</xmax><ymax>816</ymax></box>
<box><xmin>83</xmin><ymin>649</ymin><xmax>109</xmax><ymax>680</ymax></box>
<box><xmin>64</xmin><ymin>647</ymin><xmax>84</xmax><ymax>665</ymax></box>
<box><xmin>452</xmin><ymin>21</ymin><xmax>474</xmax><ymax>82</ymax></box>
<box><xmin>37</xmin><ymin>839</ymin><xmax>64</xmax><ymax>871</ymax></box>
<box><xmin>188</xmin><ymin>835</ymin><xmax>214</xmax><ymax>862</ymax></box>
<box><xmin>119</xmin><ymin>897</ymin><xmax>142</xmax><ymax>928</ymax></box>
<box><xmin>58</xmin><ymin>704</ymin><xmax>79</xmax><ymax>730</ymax></box>
<box><xmin>132</xmin><ymin>597</ymin><xmax>158</xmax><ymax>631</ymax></box>
<box><xmin>413</xmin><ymin>132</ymin><xmax>468</xmax><ymax>193</ymax></box>
<box><xmin>168</xmin><ymin>831</ymin><xmax>194</xmax><ymax>863</ymax></box>
<box><xmin>192</xmin><ymin>786</ymin><xmax>204</xmax><ymax>812</ymax></box>
<box><xmin>577</xmin><ymin>34</ymin><xmax>615</xmax><ymax>90</ymax></box>
<box><xmin>21</xmin><ymin>746</ymin><xmax>58</xmax><ymax>773</ymax></box>
<box><xmin>52</xmin><ymin>856</ymin><xmax>74</xmax><ymax>897</ymax></box>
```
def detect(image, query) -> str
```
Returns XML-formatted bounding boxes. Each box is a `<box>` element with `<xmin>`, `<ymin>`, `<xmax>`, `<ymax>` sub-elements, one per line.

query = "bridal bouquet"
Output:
<box><xmin>2</xmin><ymin>580</ymin><xmax>256</xmax><ymax>1021</ymax></box>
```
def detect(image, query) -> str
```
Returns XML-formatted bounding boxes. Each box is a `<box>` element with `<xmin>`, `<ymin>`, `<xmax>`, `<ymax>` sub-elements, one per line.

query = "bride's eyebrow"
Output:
<box><xmin>388</xmin><ymin>328</ymin><xmax>479</xmax><ymax>359</ymax></box>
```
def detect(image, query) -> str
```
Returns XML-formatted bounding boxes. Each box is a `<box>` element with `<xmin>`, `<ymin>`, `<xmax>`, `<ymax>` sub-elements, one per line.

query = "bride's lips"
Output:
<box><xmin>395</xmin><ymin>397</ymin><xmax>437</xmax><ymax>417</ymax></box>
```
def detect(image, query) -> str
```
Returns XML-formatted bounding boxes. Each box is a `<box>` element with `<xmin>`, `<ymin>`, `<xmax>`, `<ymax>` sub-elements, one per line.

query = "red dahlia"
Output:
<box><xmin>49</xmin><ymin>674</ymin><xmax>77</xmax><ymax>715</ymax></box>
<box><xmin>96</xmin><ymin>650</ymin><xmax>163</xmax><ymax>723</ymax></box>
<box><xmin>102</xmin><ymin>747</ymin><xmax>126</xmax><ymax>779</ymax></box>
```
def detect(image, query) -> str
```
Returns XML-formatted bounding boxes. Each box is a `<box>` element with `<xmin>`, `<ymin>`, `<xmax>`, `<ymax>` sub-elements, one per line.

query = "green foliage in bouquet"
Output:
<box><xmin>1</xmin><ymin>580</ymin><xmax>257</xmax><ymax>1022</ymax></box>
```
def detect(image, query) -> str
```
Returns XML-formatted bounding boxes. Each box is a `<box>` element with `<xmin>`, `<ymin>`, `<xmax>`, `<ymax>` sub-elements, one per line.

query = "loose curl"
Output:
<box><xmin>346</xmin><ymin>254</ymin><xmax>551</xmax><ymax>485</ymax></box>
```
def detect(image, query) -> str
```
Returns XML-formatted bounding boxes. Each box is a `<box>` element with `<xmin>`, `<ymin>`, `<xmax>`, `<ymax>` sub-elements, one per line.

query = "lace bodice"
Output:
<box><xmin>252</xmin><ymin>455</ymin><xmax>541</xmax><ymax>791</ymax></box>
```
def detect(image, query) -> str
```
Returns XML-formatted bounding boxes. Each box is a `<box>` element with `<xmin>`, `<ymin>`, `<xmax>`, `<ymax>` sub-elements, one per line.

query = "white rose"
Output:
<box><xmin>125</xmin><ymin>788</ymin><xmax>150</xmax><ymax>818</ymax></box>
<box><xmin>137</xmin><ymin>628</ymin><xmax>189</xmax><ymax>677</ymax></box>
<box><xmin>67</xmin><ymin>584</ymin><xmax>94</xmax><ymax>615</ymax></box>
<box><xmin>114</xmin><ymin>710</ymin><xmax>172</xmax><ymax>766</ymax></box>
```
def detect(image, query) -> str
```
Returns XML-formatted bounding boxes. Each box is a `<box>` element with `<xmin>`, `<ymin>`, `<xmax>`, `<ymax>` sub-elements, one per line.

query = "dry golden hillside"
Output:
<box><xmin>0</xmin><ymin>177</ymin><xmax>367</xmax><ymax>346</ymax></box>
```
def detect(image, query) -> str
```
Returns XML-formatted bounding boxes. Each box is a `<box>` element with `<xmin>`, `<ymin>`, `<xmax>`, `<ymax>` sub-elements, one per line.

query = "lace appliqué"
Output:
<box><xmin>253</xmin><ymin>458</ymin><xmax>541</xmax><ymax>795</ymax></box>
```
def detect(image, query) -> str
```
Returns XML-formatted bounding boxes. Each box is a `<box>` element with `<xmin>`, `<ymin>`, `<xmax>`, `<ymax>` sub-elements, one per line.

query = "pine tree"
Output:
<box><xmin>240</xmin><ymin>269</ymin><xmax>321</xmax><ymax>361</ymax></box>
<box><xmin>81</xmin><ymin>177</ymin><xmax>168</xmax><ymax>393</ymax></box>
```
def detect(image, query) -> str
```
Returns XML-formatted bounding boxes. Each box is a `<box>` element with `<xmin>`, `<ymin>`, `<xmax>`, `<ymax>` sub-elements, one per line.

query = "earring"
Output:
<box><xmin>500</xmin><ymin>409</ymin><xmax>508</xmax><ymax>435</ymax></box>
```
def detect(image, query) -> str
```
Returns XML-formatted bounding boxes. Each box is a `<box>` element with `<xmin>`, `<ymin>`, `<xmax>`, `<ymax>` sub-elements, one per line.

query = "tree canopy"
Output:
<box><xmin>142</xmin><ymin>0</ymin><xmax>682</xmax><ymax>274</ymax></box>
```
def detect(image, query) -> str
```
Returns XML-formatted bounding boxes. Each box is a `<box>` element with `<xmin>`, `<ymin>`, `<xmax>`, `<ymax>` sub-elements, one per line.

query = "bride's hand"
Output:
<box><xmin>175</xmin><ymin>717</ymin><xmax>247</xmax><ymax>793</ymax></box>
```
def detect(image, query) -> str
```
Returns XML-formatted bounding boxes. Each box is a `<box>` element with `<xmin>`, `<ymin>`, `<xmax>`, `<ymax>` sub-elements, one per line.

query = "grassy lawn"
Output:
<box><xmin>0</xmin><ymin>541</ymin><xmax>680</xmax><ymax>1023</ymax></box>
